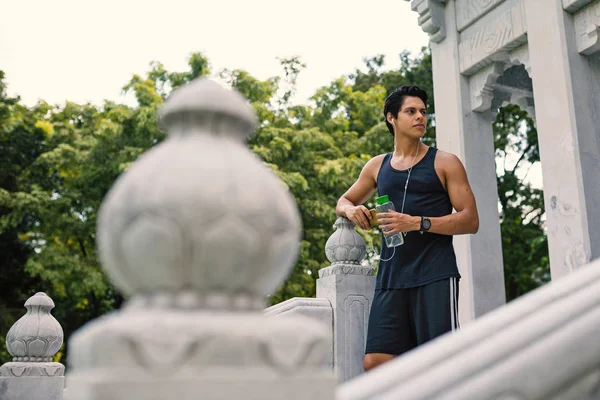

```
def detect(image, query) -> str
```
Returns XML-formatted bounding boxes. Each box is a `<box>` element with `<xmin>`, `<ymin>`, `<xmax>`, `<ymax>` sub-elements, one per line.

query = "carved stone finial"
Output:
<box><xmin>405</xmin><ymin>0</ymin><xmax>447</xmax><ymax>43</ymax></box>
<box><xmin>5</xmin><ymin>292</ymin><xmax>63</xmax><ymax>362</ymax></box>
<box><xmin>96</xmin><ymin>78</ymin><xmax>302</xmax><ymax>311</ymax></box>
<box><xmin>67</xmin><ymin>79</ymin><xmax>334</xmax><ymax>399</ymax></box>
<box><xmin>0</xmin><ymin>292</ymin><xmax>65</xmax><ymax>399</ymax></box>
<box><xmin>325</xmin><ymin>218</ymin><xmax>367</xmax><ymax>265</ymax></box>
<box><xmin>159</xmin><ymin>78</ymin><xmax>257</xmax><ymax>138</ymax></box>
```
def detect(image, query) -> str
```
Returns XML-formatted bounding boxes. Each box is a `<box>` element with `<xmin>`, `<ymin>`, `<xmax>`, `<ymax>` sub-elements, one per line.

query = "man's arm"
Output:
<box><xmin>427</xmin><ymin>152</ymin><xmax>479</xmax><ymax>235</ymax></box>
<box><xmin>377</xmin><ymin>152</ymin><xmax>479</xmax><ymax>236</ymax></box>
<box><xmin>335</xmin><ymin>156</ymin><xmax>382</xmax><ymax>230</ymax></box>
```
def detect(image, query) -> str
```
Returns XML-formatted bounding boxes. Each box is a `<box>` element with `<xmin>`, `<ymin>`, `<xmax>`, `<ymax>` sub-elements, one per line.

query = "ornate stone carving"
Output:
<box><xmin>470</xmin><ymin>62</ymin><xmax>505</xmax><ymax>112</ymax></box>
<box><xmin>324</xmin><ymin>217</ymin><xmax>367</xmax><ymax>266</ymax></box>
<box><xmin>563</xmin><ymin>0</ymin><xmax>593</xmax><ymax>13</ymax></box>
<box><xmin>573</xmin><ymin>1</ymin><xmax>600</xmax><ymax>56</ymax></box>
<box><xmin>0</xmin><ymin>293</ymin><xmax>65</xmax><ymax>400</ymax></box>
<box><xmin>4</xmin><ymin>292</ymin><xmax>63</xmax><ymax>364</ymax></box>
<box><xmin>459</xmin><ymin>0</ymin><xmax>527</xmax><ymax>75</ymax></box>
<box><xmin>405</xmin><ymin>0</ymin><xmax>447</xmax><ymax>43</ymax></box>
<box><xmin>66</xmin><ymin>79</ymin><xmax>335</xmax><ymax>399</ymax></box>
<box><xmin>508</xmin><ymin>44</ymin><xmax>532</xmax><ymax>76</ymax></box>
<box><xmin>481</xmin><ymin>63</ymin><xmax>535</xmax><ymax>120</ymax></box>
<box><xmin>456</xmin><ymin>0</ymin><xmax>506</xmax><ymax>31</ymax></box>
<box><xmin>318</xmin><ymin>265</ymin><xmax>375</xmax><ymax>278</ymax></box>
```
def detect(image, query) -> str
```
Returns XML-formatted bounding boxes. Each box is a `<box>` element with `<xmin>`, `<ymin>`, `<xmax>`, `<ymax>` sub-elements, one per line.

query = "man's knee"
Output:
<box><xmin>363</xmin><ymin>353</ymin><xmax>395</xmax><ymax>371</ymax></box>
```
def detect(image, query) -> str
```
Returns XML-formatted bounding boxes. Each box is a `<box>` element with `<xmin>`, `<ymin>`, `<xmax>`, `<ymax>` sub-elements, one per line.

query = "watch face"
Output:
<box><xmin>423</xmin><ymin>218</ymin><xmax>431</xmax><ymax>230</ymax></box>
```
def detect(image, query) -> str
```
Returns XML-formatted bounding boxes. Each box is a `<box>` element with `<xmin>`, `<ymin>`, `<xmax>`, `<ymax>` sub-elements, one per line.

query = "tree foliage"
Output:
<box><xmin>0</xmin><ymin>48</ymin><xmax>548</xmax><ymax>363</ymax></box>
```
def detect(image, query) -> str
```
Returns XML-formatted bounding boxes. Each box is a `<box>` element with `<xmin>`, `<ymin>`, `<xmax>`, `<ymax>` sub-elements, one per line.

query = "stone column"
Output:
<box><xmin>317</xmin><ymin>217</ymin><xmax>375</xmax><ymax>382</ymax></box>
<box><xmin>524</xmin><ymin>0</ymin><xmax>600</xmax><ymax>277</ymax></box>
<box><xmin>425</xmin><ymin>0</ymin><xmax>507</xmax><ymax>321</ymax></box>
<box><xmin>64</xmin><ymin>79</ymin><xmax>335</xmax><ymax>400</ymax></box>
<box><xmin>0</xmin><ymin>292</ymin><xmax>65</xmax><ymax>400</ymax></box>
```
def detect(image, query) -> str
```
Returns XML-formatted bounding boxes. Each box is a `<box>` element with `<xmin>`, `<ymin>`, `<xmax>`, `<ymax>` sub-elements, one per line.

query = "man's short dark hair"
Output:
<box><xmin>383</xmin><ymin>86</ymin><xmax>428</xmax><ymax>136</ymax></box>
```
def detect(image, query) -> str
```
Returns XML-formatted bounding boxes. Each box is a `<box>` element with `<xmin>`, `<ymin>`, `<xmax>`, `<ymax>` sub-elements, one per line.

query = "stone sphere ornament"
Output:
<box><xmin>96</xmin><ymin>78</ymin><xmax>302</xmax><ymax>310</ymax></box>
<box><xmin>6</xmin><ymin>292</ymin><xmax>63</xmax><ymax>362</ymax></box>
<box><xmin>66</xmin><ymin>78</ymin><xmax>334</xmax><ymax>400</ymax></box>
<box><xmin>0</xmin><ymin>292</ymin><xmax>65</xmax><ymax>391</ymax></box>
<box><xmin>325</xmin><ymin>218</ymin><xmax>367</xmax><ymax>265</ymax></box>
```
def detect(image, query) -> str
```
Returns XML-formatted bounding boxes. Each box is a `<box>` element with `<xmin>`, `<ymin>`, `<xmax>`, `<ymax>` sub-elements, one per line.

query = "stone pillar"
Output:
<box><xmin>0</xmin><ymin>292</ymin><xmax>65</xmax><ymax>400</ymax></box>
<box><xmin>427</xmin><ymin>0</ymin><xmax>507</xmax><ymax>321</ymax></box>
<box><xmin>317</xmin><ymin>218</ymin><xmax>375</xmax><ymax>382</ymax></box>
<box><xmin>524</xmin><ymin>0</ymin><xmax>600</xmax><ymax>277</ymax></box>
<box><xmin>65</xmin><ymin>79</ymin><xmax>335</xmax><ymax>399</ymax></box>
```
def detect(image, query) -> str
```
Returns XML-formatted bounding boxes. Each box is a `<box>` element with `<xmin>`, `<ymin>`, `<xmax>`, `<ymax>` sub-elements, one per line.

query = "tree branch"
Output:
<box><xmin>78</xmin><ymin>238</ymin><xmax>88</xmax><ymax>258</ymax></box>
<box><xmin>511</xmin><ymin>141</ymin><xmax>534</xmax><ymax>175</ymax></box>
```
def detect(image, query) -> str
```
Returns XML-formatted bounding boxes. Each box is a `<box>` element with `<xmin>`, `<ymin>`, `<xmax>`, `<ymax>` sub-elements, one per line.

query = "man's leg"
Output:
<box><xmin>364</xmin><ymin>289</ymin><xmax>415</xmax><ymax>371</ymax></box>
<box><xmin>412</xmin><ymin>277</ymin><xmax>460</xmax><ymax>346</ymax></box>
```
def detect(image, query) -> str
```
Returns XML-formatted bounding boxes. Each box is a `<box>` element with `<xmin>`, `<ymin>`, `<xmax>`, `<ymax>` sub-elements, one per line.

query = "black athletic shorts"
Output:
<box><xmin>365</xmin><ymin>277</ymin><xmax>460</xmax><ymax>356</ymax></box>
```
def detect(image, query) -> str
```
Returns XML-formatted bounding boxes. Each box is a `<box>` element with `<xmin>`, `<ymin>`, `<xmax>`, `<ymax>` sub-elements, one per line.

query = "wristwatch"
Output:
<box><xmin>420</xmin><ymin>216</ymin><xmax>431</xmax><ymax>233</ymax></box>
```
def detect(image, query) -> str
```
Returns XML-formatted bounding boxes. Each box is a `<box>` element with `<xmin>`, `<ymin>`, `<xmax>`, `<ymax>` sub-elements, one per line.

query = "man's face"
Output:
<box><xmin>388</xmin><ymin>96</ymin><xmax>427</xmax><ymax>138</ymax></box>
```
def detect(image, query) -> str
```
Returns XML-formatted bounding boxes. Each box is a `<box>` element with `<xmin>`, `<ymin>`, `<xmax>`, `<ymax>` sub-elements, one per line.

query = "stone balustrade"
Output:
<box><xmin>2</xmin><ymin>76</ymin><xmax>600</xmax><ymax>400</ymax></box>
<box><xmin>63</xmin><ymin>78</ymin><xmax>335</xmax><ymax>400</ymax></box>
<box><xmin>265</xmin><ymin>216</ymin><xmax>376</xmax><ymax>382</ymax></box>
<box><xmin>338</xmin><ymin>258</ymin><xmax>600</xmax><ymax>400</ymax></box>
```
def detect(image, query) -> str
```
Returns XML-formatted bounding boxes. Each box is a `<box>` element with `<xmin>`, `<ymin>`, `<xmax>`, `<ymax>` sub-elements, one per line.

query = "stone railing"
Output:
<box><xmin>264</xmin><ymin>298</ymin><xmax>334</xmax><ymax>368</ymax></box>
<box><xmin>2</xmin><ymin>76</ymin><xmax>600</xmax><ymax>400</ymax></box>
<box><xmin>337</xmin><ymin>257</ymin><xmax>600</xmax><ymax>400</ymax></box>
<box><xmin>265</xmin><ymin>216</ymin><xmax>376</xmax><ymax>382</ymax></box>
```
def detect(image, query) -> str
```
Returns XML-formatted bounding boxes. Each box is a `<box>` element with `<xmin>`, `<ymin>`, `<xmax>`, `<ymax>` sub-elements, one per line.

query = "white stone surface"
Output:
<box><xmin>265</xmin><ymin>297</ymin><xmax>333</xmax><ymax>368</ymax></box>
<box><xmin>458</xmin><ymin>0</ymin><xmax>528</xmax><ymax>75</ymax></box>
<box><xmin>406</xmin><ymin>0</ymin><xmax>447</xmax><ymax>43</ymax></box>
<box><xmin>66</xmin><ymin>78</ymin><xmax>335</xmax><ymax>399</ymax></box>
<box><xmin>563</xmin><ymin>0</ymin><xmax>594</xmax><ymax>12</ymax></box>
<box><xmin>0</xmin><ymin>292</ymin><xmax>64</xmax><ymax>400</ymax></box>
<box><xmin>525</xmin><ymin>0</ymin><xmax>600</xmax><ymax>277</ymax></box>
<box><xmin>573</xmin><ymin>0</ymin><xmax>600</xmax><ymax>55</ymax></box>
<box><xmin>455</xmin><ymin>0</ymin><xmax>506</xmax><ymax>31</ymax></box>
<box><xmin>429</xmin><ymin>0</ymin><xmax>507</xmax><ymax>323</ymax></box>
<box><xmin>337</xmin><ymin>258</ymin><xmax>600</xmax><ymax>400</ymax></box>
<box><xmin>0</xmin><ymin>377</ymin><xmax>64</xmax><ymax>400</ymax></box>
<box><xmin>469</xmin><ymin>62</ymin><xmax>504</xmax><ymax>111</ymax></box>
<box><xmin>318</xmin><ymin>218</ymin><xmax>375</xmax><ymax>383</ymax></box>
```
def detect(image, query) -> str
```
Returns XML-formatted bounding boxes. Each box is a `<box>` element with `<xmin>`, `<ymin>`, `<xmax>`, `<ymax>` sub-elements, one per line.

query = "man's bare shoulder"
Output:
<box><xmin>435</xmin><ymin>149</ymin><xmax>463</xmax><ymax>170</ymax></box>
<box><xmin>359</xmin><ymin>154</ymin><xmax>387</xmax><ymax>182</ymax></box>
<box><xmin>363</xmin><ymin>154</ymin><xmax>387</xmax><ymax>172</ymax></box>
<box><xmin>367</xmin><ymin>153</ymin><xmax>387</xmax><ymax>164</ymax></box>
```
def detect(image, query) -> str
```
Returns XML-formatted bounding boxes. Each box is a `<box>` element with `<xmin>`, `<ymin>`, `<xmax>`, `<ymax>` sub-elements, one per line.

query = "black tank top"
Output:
<box><xmin>375</xmin><ymin>147</ymin><xmax>460</xmax><ymax>289</ymax></box>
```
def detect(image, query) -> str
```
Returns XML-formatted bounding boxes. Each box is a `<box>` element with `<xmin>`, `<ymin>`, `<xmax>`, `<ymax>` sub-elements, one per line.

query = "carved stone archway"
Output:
<box><xmin>405</xmin><ymin>0</ymin><xmax>600</xmax><ymax>323</ymax></box>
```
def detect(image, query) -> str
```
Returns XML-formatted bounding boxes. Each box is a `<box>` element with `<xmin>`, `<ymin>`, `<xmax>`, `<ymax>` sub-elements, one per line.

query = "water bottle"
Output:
<box><xmin>376</xmin><ymin>195</ymin><xmax>404</xmax><ymax>247</ymax></box>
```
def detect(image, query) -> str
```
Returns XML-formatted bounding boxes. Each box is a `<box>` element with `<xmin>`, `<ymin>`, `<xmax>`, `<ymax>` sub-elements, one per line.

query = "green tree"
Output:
<box><xmin>0</xmin><ymin>48</ymin><xmax>549</xmax><ymax>363</ymax></box>
<box><xmin>493</xmin><ymin>104</ymin><xmax>549</xmax><ymax>300</ymax></box>
<box><xmin>0</xmin><ymin>71</ymin><xmax>45</xmax><ymax>361</ymax></box>
<box><xmin>0</xmin><ymin>54</ymin><xmax>211</xmax><ymax>363</ymax></box>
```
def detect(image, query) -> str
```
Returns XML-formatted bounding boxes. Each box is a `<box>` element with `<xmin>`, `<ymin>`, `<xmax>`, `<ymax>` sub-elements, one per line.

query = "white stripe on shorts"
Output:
<box><xmin>450</xmin><ymin>277</ymin><xmax>460</xmax><ymax>332</ymax></box>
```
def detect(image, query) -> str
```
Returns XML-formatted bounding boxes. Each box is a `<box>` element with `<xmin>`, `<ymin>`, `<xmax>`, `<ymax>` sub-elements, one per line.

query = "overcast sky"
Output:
<box><xmin>1</xmin><ymin>0</ymin><xmax>429</xmax><ymax>107</ymax></box>
<box><xmin>1</xmin><ymin>1</ymin><xmax>544</xmax><ymax>188</ymax></box>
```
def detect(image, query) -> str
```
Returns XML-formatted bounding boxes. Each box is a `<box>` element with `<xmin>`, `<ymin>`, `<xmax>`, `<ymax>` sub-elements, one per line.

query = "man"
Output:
<box><xmin>335</xmin><ymin>85</ymin><xmax>479</xmax><ymax>371</ymax></box>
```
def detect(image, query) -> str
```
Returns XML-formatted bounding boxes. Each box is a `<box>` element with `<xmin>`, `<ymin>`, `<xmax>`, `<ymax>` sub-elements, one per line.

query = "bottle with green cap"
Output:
<box><xmin>375</xmin><ymin>195</ymin><xmax>404</xmax><ymax>247</ymax></box>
